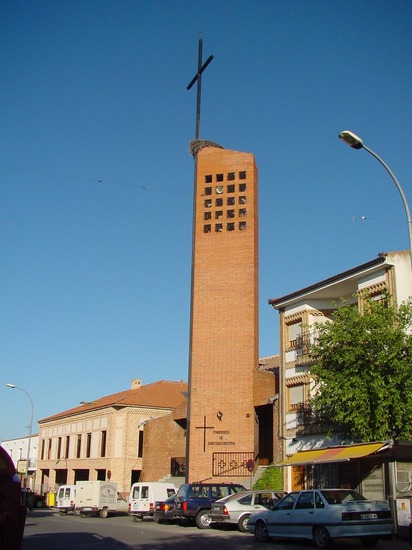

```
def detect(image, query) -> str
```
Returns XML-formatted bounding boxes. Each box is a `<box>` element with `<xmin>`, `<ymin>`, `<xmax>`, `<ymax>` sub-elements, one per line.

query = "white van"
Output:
<box><xmin>56</xmin><ymin>485</ymin><xmax>76</xmax><ymax>515</ymax></box>
<box><xmin>128</xmin><ymin>482</ymin><xmax>177</xmax><ymax>521</ymax></box>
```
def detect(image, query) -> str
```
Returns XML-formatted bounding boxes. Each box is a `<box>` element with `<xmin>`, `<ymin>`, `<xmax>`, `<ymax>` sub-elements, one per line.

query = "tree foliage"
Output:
<box><xmin>311</xmin><ymin>294</ymin><xmax>412</xmax><ymax>442</ymax></box>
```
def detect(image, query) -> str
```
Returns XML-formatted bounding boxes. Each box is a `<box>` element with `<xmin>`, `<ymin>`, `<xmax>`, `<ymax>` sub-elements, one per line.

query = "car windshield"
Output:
<box><xmin>176</xmin><ymin>485</ymin><xmax>188</xmax><ymax>497</ymax></box>
<box><xmin>320</xmin><ymin>490</ymin><xmax>367</xmax><ymax>504</ymax></box>
<box><xmin>275</xmin><ymin>492</ymin><xmax>299</xmax><ymax>510</ymax></box>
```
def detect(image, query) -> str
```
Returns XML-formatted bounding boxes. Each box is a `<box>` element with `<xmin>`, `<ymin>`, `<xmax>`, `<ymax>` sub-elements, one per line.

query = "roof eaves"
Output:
<box><xmin>268</xmin><ymin>253</ymin><xmax>388</xmax><ymax>308</ymax></box>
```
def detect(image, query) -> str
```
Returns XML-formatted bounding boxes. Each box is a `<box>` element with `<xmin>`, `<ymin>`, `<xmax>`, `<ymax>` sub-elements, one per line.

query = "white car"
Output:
<box><xmin>247</xmin><ymin>489</ymin><xmax>393</xmax><ymax>548</ymax></box>
<box><xmin>210</xmin><ymin>490</ymin><xmax>286</xmax><ymax>532</ymax></box>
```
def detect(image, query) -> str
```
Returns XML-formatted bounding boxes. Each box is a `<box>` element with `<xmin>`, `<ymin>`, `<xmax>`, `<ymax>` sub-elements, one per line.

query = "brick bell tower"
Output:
<box><xmin>186</xmin><ymin>140</ymin><xmax>259</xmax><ymax>483</ymax></box>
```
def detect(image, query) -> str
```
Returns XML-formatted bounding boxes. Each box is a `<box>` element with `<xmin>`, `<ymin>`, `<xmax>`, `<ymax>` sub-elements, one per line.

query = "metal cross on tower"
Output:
<box><xmin>185</xmin><ymin>36</ymin><xmax>214</xmax><ymax>483</ymax></box>
<box><xmin>187</xmin><ymin>34</ymin><xmax>214</xmax><ymax>140</ymax></box>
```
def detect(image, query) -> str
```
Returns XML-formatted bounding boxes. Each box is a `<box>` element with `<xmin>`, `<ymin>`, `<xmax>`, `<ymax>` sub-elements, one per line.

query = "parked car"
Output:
<box><xmin>174</xmin><ymin>482</ymin><xmax>246</xmax><ymax>529</ymax></box>
<box><xmin>210</xmin><ymin>489</ymin><xmax>286</xmax><ymax>532</ymax></box>
<box><xmin>247</xmin><ymin>488</ymin><xmax>393</xmax><ymax>548</ymax></box>
<box><xmin>153</xmin><ymin>495</ymin><xmax>176</xmax><ymax>524</ymax></box>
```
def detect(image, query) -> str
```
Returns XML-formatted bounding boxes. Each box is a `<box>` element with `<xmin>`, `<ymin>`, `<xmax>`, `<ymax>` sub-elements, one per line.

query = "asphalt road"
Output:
<box><xmin>22</xmin><ymin>509</ymin><xmax>410</xmax><ymax>550</ymax></box>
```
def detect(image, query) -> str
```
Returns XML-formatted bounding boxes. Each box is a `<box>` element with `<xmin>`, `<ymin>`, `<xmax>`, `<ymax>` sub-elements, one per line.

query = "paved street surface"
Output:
<box><xmin>22</xmin><ymin>509</ymin><xmax>410</xmax><ymax>550</ymax></box>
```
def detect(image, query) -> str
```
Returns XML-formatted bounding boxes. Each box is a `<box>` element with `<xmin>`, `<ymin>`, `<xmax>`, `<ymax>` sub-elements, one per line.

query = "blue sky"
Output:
<box><xmin>1</xmin><ymin>0</ymin><xmax>411</xmax><ymax>442</ymax></box>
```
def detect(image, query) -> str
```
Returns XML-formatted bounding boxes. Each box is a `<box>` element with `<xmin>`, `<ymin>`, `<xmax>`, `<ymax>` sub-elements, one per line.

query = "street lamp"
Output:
<box><xmin>6</xmin><ymin>383</ymin><xmax>34</xmax><ymax>489</ymax></box>
<box><xmin>338</xmin><ymin>130</ymin><xmax>412</xmax><ymax>270</ymax></box>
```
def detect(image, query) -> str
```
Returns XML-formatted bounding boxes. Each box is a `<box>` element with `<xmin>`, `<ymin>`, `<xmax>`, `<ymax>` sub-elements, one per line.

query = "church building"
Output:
<box><xmin>186</xmin><ymin>140</ymin><xmax>259</xmax><ymax>483</ymax></box>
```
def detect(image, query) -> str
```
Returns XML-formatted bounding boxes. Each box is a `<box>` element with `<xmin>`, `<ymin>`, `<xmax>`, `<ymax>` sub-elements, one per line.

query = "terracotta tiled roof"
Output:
<box><xmin>39</xmin><ymin>380</ymin><xmax>188</xmax><ymax>423</ymax></box>
<box><xmin>257</xmin><ymin>354</ymin><xmax>280</xmax><ymax>374</ymax></box>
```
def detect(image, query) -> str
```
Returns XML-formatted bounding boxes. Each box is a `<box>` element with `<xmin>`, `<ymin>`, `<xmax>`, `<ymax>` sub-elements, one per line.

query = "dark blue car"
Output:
<box><xmin>174</xmin><ymin>482</ymin><xmax>246</xmax><ymax>529</ymax></box>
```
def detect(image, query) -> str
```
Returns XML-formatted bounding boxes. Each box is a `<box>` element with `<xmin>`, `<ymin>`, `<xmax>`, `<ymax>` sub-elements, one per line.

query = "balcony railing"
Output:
<box><xmin>289</xmin><ymin>402</ymin><xmax>304</xmax><ymax>411</ymax></box>
<box><xmin>288</xmin><ymin>330</ymin><xmax>315</xmax><ymax>357</ymax></box>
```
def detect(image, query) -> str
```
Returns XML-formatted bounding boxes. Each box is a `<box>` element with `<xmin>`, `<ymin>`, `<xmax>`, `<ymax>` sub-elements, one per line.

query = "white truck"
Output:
<box><xmin>75</xmin><ymin>481</ymin><xmax>128</xmax><ymax>518</ymax></box>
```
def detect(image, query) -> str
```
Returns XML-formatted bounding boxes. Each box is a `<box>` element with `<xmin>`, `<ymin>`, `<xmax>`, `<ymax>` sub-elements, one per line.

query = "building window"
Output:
<box><xmin>227</xmin><ymin>197</ymin><xmax>235</xmax><ymax>206</ymax></box>
<box><xmin>204</xmin><ymin>199</ymin><xmax>212</xmax><ymax>208</ymax></box>
<box><xmin>239</xmin><ymin>183</ymin><xmax>247</xmax><ymax>192</ymax></box>
<box><xmin>96</xmin><ymin>469</ymin><xmax>106</xmax><ymax>481</ymax></box>
<box><xmin>288</xmin><ymin>321</ymin><xmax>302</xmax><ymax>349</ymax></box>
<box><xmin>239</xmin><ymin>208</ymin><xmax>247</xmax><ymax>217</ymax></box>
<box><xmin>100</xmin><ymin>431</ymin><xmax>107</xmax><ymax>458</ymax></box>
<box><xmin>216</xmin><ymin>198</ymin><xmax>223</xmax><ymax>207</ymax></box>
<box><xmin>41</xmin><ymin>439</ymin><xmax>45</xmax><ymax>460</ymax></box>
<box><xmin>239</xmin><ymin>196</ymin><xmax>247</xmax><ymax>204</ymax></box>
<box><xmin>227</xmin><ymin>172</ymin><xmax>235</xmax><ymax>181</ymax></box>
<box><xmin>239</xmin><ymin>171</ymin><xmax>247</xmax><ymax>180</ymax></box>
<box><xmin>215</xmin><ymin>223</ymin><xmax>223</xmax><ymax>232</ymax></box>
<box><xmin>204</xmin><ymin>186</ymin><xmax>212</xmax><ymax>195</ymax></box>
<box><xmin>76</xmin><ymin>434</ymin><xmax>82</xmax><ymax>458</ymax></box>
<box><xmin>57</xmin><ymin>437</ymin><xmax>62</xmax><ymax>460</ymax></box>
<box><xmin>227</xmin><ymin>210</ymin><xmax>235</xmax><ymax>218</ymax></box>
<box><xmin>205</xmin><ymin>175</ymin><xmax>212</xmax><ymax>183</ymax></box>
<box><xmin>215</xmin><ymin>211</ymin><xmax>223</xmax><ymax>220</ymax></box>
<box><xmin>288</xmin><ymin>384</ymin><xmax>305</xmax><ymax>412</ymax></box>
<box><xmin>239</xmin><ymin>221</ymin><xmax>247</xmax><ymax>231</ymax></box>
<box><xmin>65</xmin><ymin>436</ymin><xmax>70</xmax><ymax>459</ymax></box>
<box><xmin>204</xmin><ymin>212</ymin><xmax>211</xmax><ymax>220</ymax></box>
<box><xmin>227</xmin><ymin>222</ymin><xmax>235</xmax><ymax>231</ymax></box>
<box><xmin>47</xmin><ymin>439</ymin><xmax>52</xmax><ymax>460</ymax></box>
<box><xmin>204</xmin><ymin>224</ymin><xmax>211</xmax><ymax>233</ymax></box>
<box><xmin>227</xmin><ymin>184</ymin><xmax>235</xmax><ymax>193</ymax></box>
<box><xmin>138</xmin><ymin>430</ymin><xmax>144</xmax><ymax>458</ymax></box>
<box><xmin>86</xmin><ymin>433</ymin><xmax>92</xmax><ymax>458</ymax></box>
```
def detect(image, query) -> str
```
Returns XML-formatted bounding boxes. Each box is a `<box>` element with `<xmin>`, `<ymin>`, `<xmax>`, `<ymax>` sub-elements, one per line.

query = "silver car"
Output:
<box><xmin>247</xmin><ymin>489</ymin><xmax>393</xmax><ymax>548</ymax></box>
<box><xmin>209</xmin><ymin>490</ymin><xmax>286</xmax><ymax>532</ymax></box>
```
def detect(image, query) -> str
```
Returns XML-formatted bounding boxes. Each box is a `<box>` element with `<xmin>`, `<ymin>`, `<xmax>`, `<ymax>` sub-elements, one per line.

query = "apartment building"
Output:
<box><xmin>269</xmin><ymin>250</ymin><xmax>412</xmax><ymax>495</ymax></box>
<box><xmin>1</xmin><ymin>434</ymin><xmax>39</xmax><ymax>490</ymax></box>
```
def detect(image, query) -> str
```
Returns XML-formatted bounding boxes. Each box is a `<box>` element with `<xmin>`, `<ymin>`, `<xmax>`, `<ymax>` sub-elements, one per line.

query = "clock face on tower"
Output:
<box><xmin>215</xmin><ymin>185</ymin><xmax>224</xmax><ymax>194</ymax></box>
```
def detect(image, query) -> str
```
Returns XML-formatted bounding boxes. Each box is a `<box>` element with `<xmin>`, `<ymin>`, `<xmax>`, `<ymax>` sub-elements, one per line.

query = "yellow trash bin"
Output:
<box><xmin>46</xmin><ymin>491</ymin><xmax>55</xmax><ymax>508</ymax></box>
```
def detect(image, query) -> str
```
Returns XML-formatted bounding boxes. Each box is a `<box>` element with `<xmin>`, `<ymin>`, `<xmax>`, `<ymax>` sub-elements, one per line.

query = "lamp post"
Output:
<box><xmin>6</xmin><ymin>383</ymin><xmax>34</xmax><ymax>489</ymax></box>
<box><xmin>338</xmin><ymin>130</ymin><xmax>412</xmax><ymax>271</ymax></box>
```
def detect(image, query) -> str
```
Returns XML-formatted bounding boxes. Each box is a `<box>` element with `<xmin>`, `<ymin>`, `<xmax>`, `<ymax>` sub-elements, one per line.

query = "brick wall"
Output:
<box><xmin>188</xmin><ymin>147</ymin><xmax>259</xmax><ymax>483</ymax></box>
<box><xmin>142</xmin><ymin>414</ymin><xmax>186</xmax><ymax>481</ymax></box>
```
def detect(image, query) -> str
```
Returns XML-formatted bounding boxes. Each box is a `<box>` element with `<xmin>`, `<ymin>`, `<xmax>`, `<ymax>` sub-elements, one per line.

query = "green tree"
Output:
<box><xmin>311</xmin><ymin>294</ymin><xmax>412</xmax><ymax>441</ymax></box>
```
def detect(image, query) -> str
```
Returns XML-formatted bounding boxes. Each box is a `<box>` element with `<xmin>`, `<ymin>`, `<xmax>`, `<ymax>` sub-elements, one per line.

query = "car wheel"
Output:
<box><xmin>153</xmin><ymin>516</ymin><xmax>161</xmax><ymax>524</ymax></box>
<box><xmin>59</xmin><ymin>510</ymin><xmax>67</xmax><ymax>516</ymax></box>
<box><xmin>35</xmin><ymin>500</ymin><xmax>44</xmax><ymax>508</ymax></box>
<box><xmin>313</xmin><ymin>526</ymin><xmax>332</xmax><ymax>549</ymax></box>
<box><xmin>99</xmin><ymin>508</ymin><xmax>108</xmax><ymax>519</ymax></box>
<box><xmin>238</xmin><ymin>514</ymin><xmax>250</xmax><ymax>533</ymax></box>
<box><xmin>360</xmin><ymin>536</ymin><xmax>379</xmax><ymax>547</ymax></box>
<box><xmin>195</xmin><ymin>510</ymin><xmax>212</xmax><ymax>529</ymax></box>
<box><xmin>254</xmin><ymin>519</ymin><xmax>270</xmax><ymax>542</ymax></box>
